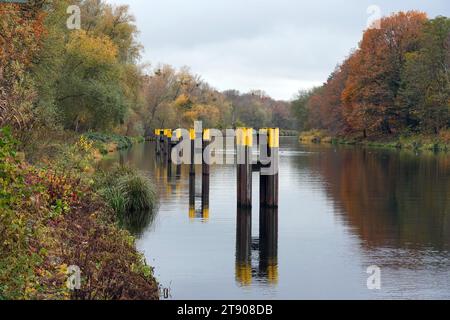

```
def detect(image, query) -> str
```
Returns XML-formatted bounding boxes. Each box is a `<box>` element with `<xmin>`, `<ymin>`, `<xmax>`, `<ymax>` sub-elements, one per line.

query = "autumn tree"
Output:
<box><xmin>342</xmin><ymin>11</ymin><xmax>427</xmax><ymax>137</ymax></box>
<box><xmin>0</xmin><ymin>1</ymin><xmax>46</xmax><ymax>135</ymax></box>
<box><xmin>398</xmin><ymin>16</ymin><xmax>450</xmax><ymax>134</ymax></box>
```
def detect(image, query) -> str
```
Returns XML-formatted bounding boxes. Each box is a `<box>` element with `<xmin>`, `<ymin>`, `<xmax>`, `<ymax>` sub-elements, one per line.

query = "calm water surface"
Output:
<box><xmin>101</xmin><ymin>137</ymin><xmax>450</xmax><ymax>299</ymax></box>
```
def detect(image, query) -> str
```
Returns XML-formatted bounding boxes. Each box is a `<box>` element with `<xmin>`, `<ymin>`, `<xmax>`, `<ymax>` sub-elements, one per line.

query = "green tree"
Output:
<box><xmin>398</xmin><ymin>16</ymin><xmax>450</xmax><ymax>133</ymax></box>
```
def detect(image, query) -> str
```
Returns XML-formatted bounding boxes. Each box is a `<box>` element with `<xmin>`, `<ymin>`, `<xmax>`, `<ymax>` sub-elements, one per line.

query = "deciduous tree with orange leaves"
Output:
<box><xmin>293</xmin><ymin>11</ymin><xmax>450</xmax><ymax>140</ymax></box>
<box><xmin>342</xmin><ymin>11</ymin><xmax>427</xmax><ymax>137</ymax></box>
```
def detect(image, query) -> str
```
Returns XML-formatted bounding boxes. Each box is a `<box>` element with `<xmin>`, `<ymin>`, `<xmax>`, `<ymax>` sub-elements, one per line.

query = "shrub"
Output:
<box><xmin>118</xmin><ymin>172</ymin><xmax>156</xmax><ymax>213</ymax></box>
<box><xmin>0</xmin><ymin>128</ymin><xmax>159</xmax><ymax>300</ymax></box>
<box><xmin>299</xmin><ymin>129</ymin><xmax>330</xmax><ymax>143</ymax></box>
<box><xmin>96</xmin><ymin>165</ymin><xmax>156</xmax><ymax>218</ymax></box>
<box><xmin>84</xmin><ymin>132</ymin><xmax>138</xmax><ymax>152</ymax></box>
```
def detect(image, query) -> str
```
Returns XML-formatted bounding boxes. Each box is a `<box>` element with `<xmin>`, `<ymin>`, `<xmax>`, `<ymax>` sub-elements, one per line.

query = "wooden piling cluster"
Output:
<box><xmin>236</xmin><ymin>128</ymin><xmax>279</xmax><ymax>209</ymax></box>
<box><xmin>154</xmin><ymin>125</ymin><xmax>278</xmax><ymax>217</ymax></box>
<box><xmin>154</xmin><ymin>128</ymin><xmax>176</xmax><ymax>157</ymax></box>
<box><xmin>153</xmin><ymin>125</ymin><xmax>279</xmax><ymax>285</ymax></box>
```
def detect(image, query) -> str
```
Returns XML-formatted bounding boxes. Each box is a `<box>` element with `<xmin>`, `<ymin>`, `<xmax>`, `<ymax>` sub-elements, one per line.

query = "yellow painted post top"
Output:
<box><xmin>236</xmin><ymin>128</ymin><xmax>253</xmax><ymax>146</ymax></box>
<box><xmin>189</xmin><ymin>128</ymin><xmax>196</xmax><ymax>140</ymax></box>
<box><xmin>268</xmin><ymin>128</ymin><xmax>279</xmax><ymax>148</ymax></box>
<box><xmin>164</xmin><ymin>129</ymin><xmax>172</xmax><ymax>138</ymax></box>
<box><xmin>155</xmin><ymin>129</ymin><xmax>163</xmax><ymax>136</ymax></box>
<box><xmin>203</xmin><ymin>129</ymin><xmax>211</xmax><ymax>141</ymax></box>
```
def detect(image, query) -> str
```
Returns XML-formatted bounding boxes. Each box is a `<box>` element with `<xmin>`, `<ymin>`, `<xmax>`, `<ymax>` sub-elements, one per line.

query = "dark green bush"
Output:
<box><xmin>96</xmin><ymin>165</ymin><xmax>157</xmax><ymax>220</ymax></box>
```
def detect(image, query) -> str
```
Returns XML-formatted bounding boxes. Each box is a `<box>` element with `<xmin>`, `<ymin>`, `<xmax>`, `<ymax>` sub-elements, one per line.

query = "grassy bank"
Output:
<box><xmin>299</xmin><ymin>129</ymin><xmax>450</xmax><ymax>152</ymax></box>
<box><xmin>84</xmin><ymin>132</ymin><xmax>145</xmax><ymax>156</ymax></box>
<box><xmin>0</xmin><ymin>128</ymin><xmax>159</xmax><ymax>300</ymax></box>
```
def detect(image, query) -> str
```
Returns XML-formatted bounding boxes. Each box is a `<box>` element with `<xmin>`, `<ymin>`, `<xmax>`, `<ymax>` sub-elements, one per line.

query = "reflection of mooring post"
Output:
<box><xmin>260</xmin><ymin>128</ymin><xmax>279</xmax><ymax>208</ymax></box>
<box><xmin>189</xmin><ymin>166</ymin><xmax>195</xmax><ymax>219</ymax></box>
<box><xmin>259</xmin><ymin>206</ymin><xmax>278</xmax><ymax>284</ymax></box>
<box><xmin>202</xmin><ymin>129</ymin><xmax>211</xmax><ymax>219</ymax></box>
<box><xmin>235</xmin><ymin>207</ymin><xmax>252</xmax><ymax>286</ymax></box>
<box><xmin>237</xmin><ymin>128</ymin><xmax>253</xmax><ymax>208</ymax></box>
<box><xmin>189</xmin><ymin>128</ymin><xmax>196</xmax><ymax>219</ymax></box>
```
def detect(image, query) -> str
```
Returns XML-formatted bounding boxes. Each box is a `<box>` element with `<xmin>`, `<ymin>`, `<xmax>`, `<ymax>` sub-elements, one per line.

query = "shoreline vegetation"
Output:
<box><xmin>299</xmin><ymin>129</ymin><xmax>450</xmax><ymax>152</ymax></box>
<box><xmin>0</xmin><ymin>128</ymin><xmax>159</xmax><ymax>300</ymax></box>
<box><xmin>291</xmin><ymin>12</ymin><xmax>449</xmax><ymax>150</ymax></box>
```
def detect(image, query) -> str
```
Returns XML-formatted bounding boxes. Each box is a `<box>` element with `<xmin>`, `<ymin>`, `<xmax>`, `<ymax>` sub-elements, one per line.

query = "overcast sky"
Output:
<box><xmin>106</xmin><ymin>0</ymin><xmax>448</xmax><ymax>100</ymax></box>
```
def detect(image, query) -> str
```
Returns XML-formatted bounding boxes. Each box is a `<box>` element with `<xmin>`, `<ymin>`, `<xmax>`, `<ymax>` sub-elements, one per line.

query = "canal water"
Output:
<box><xmin>101</xmin><ymin>137</ymin><xmax>450</xmax><ymax>299</ymax></box>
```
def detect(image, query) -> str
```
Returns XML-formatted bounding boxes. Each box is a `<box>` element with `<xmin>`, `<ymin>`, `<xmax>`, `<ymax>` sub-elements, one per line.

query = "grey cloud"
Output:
<box><xmin>106</xmin><ymin>0</ymin><xmax>449</xmax><ymax>100</ymax></box>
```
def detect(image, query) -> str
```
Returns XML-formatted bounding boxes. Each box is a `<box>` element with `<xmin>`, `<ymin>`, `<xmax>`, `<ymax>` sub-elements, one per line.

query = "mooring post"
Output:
<box><xmin>160</xmin><ymin>129</ymin><xmax>166</xmax><ymax>154</ymax></box>
<box><xmin>202</xmin><ymin>129</ymin><xmax>211</xmax><ymax>220</ymax></box>
<box><xmin>189</xmin><ymin>128</ymin><xmax>195</xmax><ymax>176</ymax></box>
<box><xmin>155</xmin><ymin>129</ymin><xmax>162</xmax><ymax>154</ymax></box>
<box><xmin>237</xmin><ymin>128</ymin><xmax>253</xmax><ymax>208</ymax></box>
<box><xmin>260</xmin><ymin>128</ymin><xmax>279</xmax><ymax>208</ymax></box>
<box><xmin>162</xmin><ymin>129</ymin><xmax>168</xmax><ymax>155</ymax></box>
<box><xmin>259</xmin><ymin>129</ymin><xmax>268</xmax><ymax>207</ymax></box>
<box><xmin>165</xmin><ymin>129</ymin><xmax>173</xmax><ymax>162</ymax></box>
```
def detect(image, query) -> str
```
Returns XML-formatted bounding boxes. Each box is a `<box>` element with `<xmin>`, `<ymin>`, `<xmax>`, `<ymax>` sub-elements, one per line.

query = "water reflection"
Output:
<box><xmin>236</xmin><ymin>208</ymin><xmax>252</xmax><ymax>286</ymax></box>
<box><xmin>119</xmin><ymin>209</ymin><xmax>156</xmax><ymax>237</ymax></box>
<box><xmin>258</xmin><ymin>207</ymin><xmax>278</xmax><ymax>284</ymax></box>
<box><xmin>305</xmin><ymin>146</ymin><xmax>450</xmax><ymax>250</ymax></box>
<box><xmin>101</xmin><ymin>140</ymin><xmax>450</xmax><ymax>299</ymax></box>
<box><xmin>235</xmin><ymin>207</ymin><xmax>279</xmax><ymax>286</ymax></box>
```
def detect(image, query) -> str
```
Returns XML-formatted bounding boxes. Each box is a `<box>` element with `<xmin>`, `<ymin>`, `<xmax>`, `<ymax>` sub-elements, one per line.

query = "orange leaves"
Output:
<box><xmin>0</xmin><ymin>3</ymin><xmax>46</xmax><ymax>67</ymax></box>
<box><xmin>300</xmin><ymin>11</ymin><xmax>434</xmax><ymax>138</ymax></box>
<box><xmin>342</xmin><ymin>11</ymin><xmax>428</xmax><ymax>136</ymax></box>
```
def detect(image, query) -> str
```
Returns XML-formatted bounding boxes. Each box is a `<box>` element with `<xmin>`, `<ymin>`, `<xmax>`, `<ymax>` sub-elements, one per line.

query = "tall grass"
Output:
<box><xmin>117</xmin><ymin>172</ymin><xmax>156</xmax><ymax>213</ymax></box>
<box><xmin>96</xmin><ymin>165</ymin><xmax>157</xmax><ymax>219</ymax></box>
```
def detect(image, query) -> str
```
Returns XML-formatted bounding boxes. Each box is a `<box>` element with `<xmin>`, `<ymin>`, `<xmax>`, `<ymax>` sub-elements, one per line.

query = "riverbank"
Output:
<box><xmin>299</xmin><ymin>130</ymin><xmax>450</xmax><ymax>152</ymax></box>
<box><xmin>0</xmin><ymin>128</ymin><xmax>159</xmax><ymax>300</ymax></box>
<box><xmin>84</xmin><ymin>132</ymin><xmax>145</xmax><ymax>159</ymax></box>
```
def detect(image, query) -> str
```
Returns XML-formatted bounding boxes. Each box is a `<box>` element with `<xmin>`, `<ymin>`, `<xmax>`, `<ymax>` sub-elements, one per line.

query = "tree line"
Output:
<box><xmin>0</xmin><ymin>0</ymin><xmax>294</xmax><ymax>152</ymax></box>
<box><xmin>292</xmin><ymin>11</ymin><xmax>450</xmax><ymax>139</ymax></box>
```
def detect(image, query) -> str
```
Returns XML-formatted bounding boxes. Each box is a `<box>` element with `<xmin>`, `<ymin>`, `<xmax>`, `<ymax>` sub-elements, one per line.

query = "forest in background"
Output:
<box><xmin>292</xmin><ymin>11</ymin><xmax>450</xmax><ymax>145</ymax></box>
<box><xmin>0</xmin><ymin>0</ymin><xmax>294</xmax><ymax>159</ymax></box>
